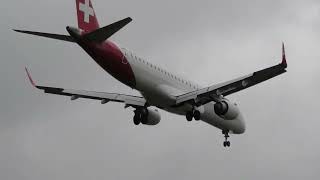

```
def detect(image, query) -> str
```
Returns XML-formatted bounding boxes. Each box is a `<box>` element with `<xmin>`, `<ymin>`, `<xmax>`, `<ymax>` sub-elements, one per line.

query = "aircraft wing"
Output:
<box><xmin>25</xmin><ymin>68</ymin><xmax>146</xmax><ymax>107</ymax></box>
<box><xmin>176</xmin><ymin>44</ymin><xmax>288</xmax><ymax>107</ymax></box>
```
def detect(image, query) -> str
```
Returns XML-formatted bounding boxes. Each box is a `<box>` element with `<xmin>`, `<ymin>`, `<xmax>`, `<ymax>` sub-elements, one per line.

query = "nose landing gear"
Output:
<box><xmin>222</xmin><ymin>130</ymin><xmax>231</xmax><ymax>147</ymax></box>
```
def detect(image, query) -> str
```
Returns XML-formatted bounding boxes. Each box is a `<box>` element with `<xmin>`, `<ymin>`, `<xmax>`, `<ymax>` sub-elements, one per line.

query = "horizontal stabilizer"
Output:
<box><xmin>14</xmin><ymin>29</ymin><xmax>75</xmax><ymax>43</ymax></box>
<box><xmin>82</xmin><ymin>17</ymin><xmax>132</xmax><ymax>43</ymax></box>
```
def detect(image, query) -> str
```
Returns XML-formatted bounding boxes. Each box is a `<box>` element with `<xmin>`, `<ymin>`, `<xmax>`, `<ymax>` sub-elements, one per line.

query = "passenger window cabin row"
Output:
<box><xmin>123</xmin><ymin>49</ymin><xmax>198</xmax><ymax>90</ymax></box>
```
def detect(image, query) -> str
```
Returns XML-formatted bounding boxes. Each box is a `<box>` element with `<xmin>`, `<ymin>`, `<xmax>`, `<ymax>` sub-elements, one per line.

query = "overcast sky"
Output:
<box><xmin>1</xmin><ymin>0</ymin><xmax>320</xmax><ymax>179</ymax></box>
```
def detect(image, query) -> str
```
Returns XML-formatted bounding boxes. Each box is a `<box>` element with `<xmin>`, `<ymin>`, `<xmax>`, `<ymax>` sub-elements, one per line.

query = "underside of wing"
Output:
<box><xmin>176</xmin><ymin>43</ymin><xmax>288</xmax><ymax>106</ymax></box>
<box><xmin>25</xmin><ymin>68</ymin><xmax>146</xmax><ymax>107</ymax></box>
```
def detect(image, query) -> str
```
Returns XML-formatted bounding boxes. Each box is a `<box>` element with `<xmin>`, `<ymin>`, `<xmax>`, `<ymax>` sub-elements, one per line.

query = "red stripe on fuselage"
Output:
<box><xmin>78</xmin><ymin>40</ymin><xmax>136</xmax><ymax>88</ymax></box>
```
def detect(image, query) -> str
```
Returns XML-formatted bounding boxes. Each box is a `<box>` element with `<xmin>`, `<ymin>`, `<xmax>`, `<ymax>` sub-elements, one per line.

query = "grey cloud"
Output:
<box><xmin>1</xmin><ymin>0</ymin><xmax>320</xmax><ymax>180</ymax></box>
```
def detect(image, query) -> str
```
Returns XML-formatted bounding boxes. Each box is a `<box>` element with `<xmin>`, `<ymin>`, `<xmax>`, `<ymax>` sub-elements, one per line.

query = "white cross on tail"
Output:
<box><xmin>79</xmin><ymin>0</ymin><xmax>94</xmax><ymax>23</ymax></box>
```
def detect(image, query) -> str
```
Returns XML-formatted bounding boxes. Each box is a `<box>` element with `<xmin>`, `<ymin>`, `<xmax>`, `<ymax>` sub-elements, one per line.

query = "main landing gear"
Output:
<box><xmin>133</xmin><ymin>108</ymin><xmax>148</xmax><ymax>125</ymax></box>
<box><xmin>186</xmin><ymin>110</ymin><xmax>201</xmax><ymax>121</ymax></box>
<box><xmin>222</xmin><ymin>130</ymin><xmax>231</xmax><ymax>147</ymax></box>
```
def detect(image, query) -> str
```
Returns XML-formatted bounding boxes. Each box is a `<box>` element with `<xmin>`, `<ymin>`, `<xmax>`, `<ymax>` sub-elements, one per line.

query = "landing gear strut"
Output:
<box><xmin>222</xmin><ymin>130</ymin><xmax>231</xmax><ymax>147</ymax></box>
<box><xmin>186</xmin><ymin>109</ymin><xmax>201</xmax><ymax>121</ymax></box>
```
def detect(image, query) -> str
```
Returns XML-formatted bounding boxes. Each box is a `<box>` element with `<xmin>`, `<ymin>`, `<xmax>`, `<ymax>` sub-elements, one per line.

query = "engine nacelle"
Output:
<box><xmin>214</xmin><ymin>100</ymin><xmax>240</xmax><ymax>120</ymax></box>
<box><xmin>141</xmin><ymin>108</ymin><xmax>161</xmax><ymax>125</ymax></box>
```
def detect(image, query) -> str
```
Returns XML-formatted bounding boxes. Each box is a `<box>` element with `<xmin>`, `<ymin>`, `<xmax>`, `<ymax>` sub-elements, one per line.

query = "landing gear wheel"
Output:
<box><xmin>222</xmin><ymin>130</ymin><xmax>231</xmax><ymax>147</ymax></box>
<box><xmin>186</xmin><ymin>111</ymin><xmax>193</xmax><ymax>121</ymax></box>
<box><xmin>223</xmin><ymin>141</ymin><xmax>231</xmax><ymax>147</ymax></box>
<box><xmin>141</xmin><ymin>114</ymin><xmax>148</xmax><ymax>124</ymax></box>
<box><xmin>133</xmin><ymin>108</ymin><xmax>148</xmax><ymax>125</ymax></box>
<box><xmin>194</xmin><ymin>110</ymin><xmax>201</xmax><ymax>121</ymax></box>
<box><xmin>133</xmin><ymin>115</ymin><xmax>140</xmax><ymax>125</ymax></box>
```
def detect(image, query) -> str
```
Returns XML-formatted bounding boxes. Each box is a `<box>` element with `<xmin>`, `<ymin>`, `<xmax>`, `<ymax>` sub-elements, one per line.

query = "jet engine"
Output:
<box><xmin>140</xmin><ymin>108</ymin><xmax>161</xmax><ymax>125</ymax></box>
<box><xmin>214</xmin><ymin>100</ymin><xmax>240</xmax><ymax>120</ymax></box>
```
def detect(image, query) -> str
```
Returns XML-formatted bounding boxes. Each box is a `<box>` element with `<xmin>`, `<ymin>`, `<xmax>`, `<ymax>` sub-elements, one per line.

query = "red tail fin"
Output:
<box><xmin>76</xmin><ymin>0</ymin><xmax>100</xmax><ymax>33</ymax></box>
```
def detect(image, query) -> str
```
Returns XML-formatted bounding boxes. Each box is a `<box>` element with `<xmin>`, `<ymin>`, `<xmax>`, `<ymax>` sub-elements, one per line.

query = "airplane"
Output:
<box><xmin>15</xmin><ymin>0</ymin><xmax>287</xmax><ymax>147</ymax></box>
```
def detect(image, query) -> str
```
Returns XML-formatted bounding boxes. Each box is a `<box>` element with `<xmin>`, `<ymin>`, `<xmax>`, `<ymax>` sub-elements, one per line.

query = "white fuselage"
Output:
<box><xmin>121</xmin><ymin>48</ymin><xmax>246</xmax><ymax>134</ymax></box>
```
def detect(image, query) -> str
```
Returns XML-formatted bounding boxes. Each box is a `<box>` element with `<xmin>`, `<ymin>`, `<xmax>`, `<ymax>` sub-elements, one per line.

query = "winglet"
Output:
<box><xmin>281</xmin><ymin>42</ymin><xmax>287</xmax><ymax>68</ymax></box>
<box><xmin>25</xmin><ymin>67</ymin><xmax>37</xmax><ymax>87</ymax></box>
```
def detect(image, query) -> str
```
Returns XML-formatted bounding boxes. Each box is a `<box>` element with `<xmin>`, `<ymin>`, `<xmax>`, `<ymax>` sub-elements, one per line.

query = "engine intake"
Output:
<box><xmin>214</xmin><ymin>100</ymin><xmax>239</xmax><ymax>120</ymax></box>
